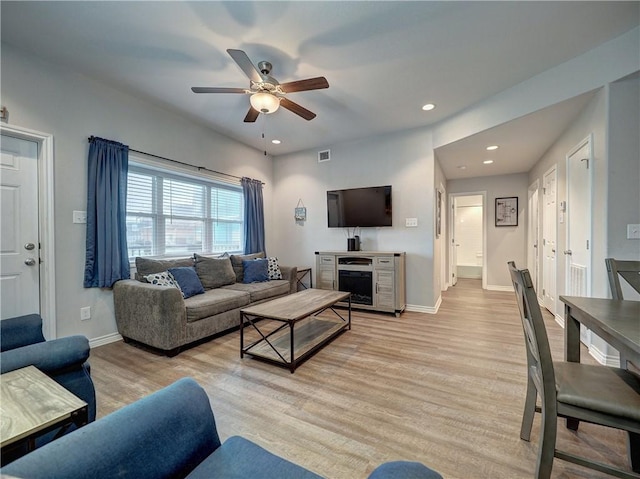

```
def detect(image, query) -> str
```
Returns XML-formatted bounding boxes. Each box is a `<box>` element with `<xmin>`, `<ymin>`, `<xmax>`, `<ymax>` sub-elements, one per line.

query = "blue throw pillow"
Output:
<box><xmin>242</xmin><ymin>258</ymin><xmax>269</xmax><ymax>283</ymax></box>
<box><xmin>168</xmin><ymin>267</ymin><xmax>204</xmax><ymax>299</ymax></box>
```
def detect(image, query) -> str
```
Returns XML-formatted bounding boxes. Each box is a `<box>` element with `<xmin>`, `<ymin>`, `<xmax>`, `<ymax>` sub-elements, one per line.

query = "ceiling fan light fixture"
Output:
<box><xmin>250</xmin><ymin>92</ymin><xmax>280</xmax><ymax>114</ymax></box>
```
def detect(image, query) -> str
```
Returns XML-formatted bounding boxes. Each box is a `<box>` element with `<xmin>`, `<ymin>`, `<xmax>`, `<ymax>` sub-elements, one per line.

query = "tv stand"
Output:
<box><xmin>315</xmin><ymin>251</ymin><xmax>406</xmax><ymax>316</ymax></box>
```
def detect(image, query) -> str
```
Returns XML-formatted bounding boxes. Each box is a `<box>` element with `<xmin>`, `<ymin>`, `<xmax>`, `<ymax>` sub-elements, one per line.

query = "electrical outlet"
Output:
<box><xmin>627</xmin><ymin>224</ymin><xmax>640</xmax><ymax>240</ymax></box>
<box><xmin>80</xmin><ymin>306</ymin><xmax>91</xmax><ymax>321</ymax></box>
<box><xmin>405</xmin><ymin>218</ymin><xmax>418</xmax><ymax>227</ymax></box>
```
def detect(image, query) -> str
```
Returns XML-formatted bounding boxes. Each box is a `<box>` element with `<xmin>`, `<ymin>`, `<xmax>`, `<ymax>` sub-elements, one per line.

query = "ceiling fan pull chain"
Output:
<box><xmin>262</xmin><ymin>114</ymin><xmax>267</xmax><ymax>156</ymax></box>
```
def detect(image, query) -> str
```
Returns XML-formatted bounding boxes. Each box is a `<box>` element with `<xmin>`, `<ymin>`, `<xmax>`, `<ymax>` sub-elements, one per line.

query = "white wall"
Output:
<box><xmin>272</xmin><ymin>127</ymin><xmax>439</xmax><ymax>310</ymax></box>
<box><xmin>433</xmin><ymin>27</ymin><xmax>640</xmax><ymax>150</ymax></box>
<box><xmin>607</xmin><ymin>74</ymin><xmax>640</xmax><ymax>282</ymax></box>
<box><xmin>447</xmin><ymin>174</ymin><xmax>528</xmax><ymax>288</ymax></box>
<box><xmin>2</xmin><ymin>44</ymin><xmax>272</xmax><ymax>342</ymax></box>
<box><xmin>529</xmin><ymin>88</ymin><xmax>608</xmax><ymax>304</ymax></box>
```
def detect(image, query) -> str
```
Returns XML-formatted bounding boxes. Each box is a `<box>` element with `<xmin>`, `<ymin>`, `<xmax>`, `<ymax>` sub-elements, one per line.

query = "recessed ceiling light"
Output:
<box><xmin>271</xmin><ymin>139</ymin><xmax>281</xmax><ymax>145</ymax></box>
<box><xmin>457</xmin><ymin>165</ymin><xmax>467</xmax><ymax>170</ymax></box>
<box><xmin>483</xmin><ymin>160</ymin><xmax>494</xmax><ymax>164</ymax></box>
<box><xmin>486</xmin><ymin>145</ymin><xmax>499</xmax><ymax>151</ymax></box>
<box><xmin>422</xmin><ymin>103</ymin><xmax>436</xmax><ymax>111</ymax></box>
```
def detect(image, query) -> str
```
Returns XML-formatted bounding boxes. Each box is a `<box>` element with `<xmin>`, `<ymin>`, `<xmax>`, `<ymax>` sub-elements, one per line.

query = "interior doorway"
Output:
<box><xmin>527</xmin><ymin>180</ymin><xmax>540</xmax><ymax>296</ymax></box>
<box><xmin>449</xmin><ymin>192</ymin><xmax>486</xmax><ymax>289</ymax></box>
<box><xmin>0</xmin><ymin>124</ymin><xmax>56</xmax><ymax>338</ymax></box>
<box><xmin>542</xmin><ymin>166</ymin><xmax>557</xmax><ymax>315</ymax></box>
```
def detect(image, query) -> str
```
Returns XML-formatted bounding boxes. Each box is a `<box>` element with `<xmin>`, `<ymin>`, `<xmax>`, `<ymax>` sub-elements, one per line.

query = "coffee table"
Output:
<box><xmin>240</xmin><ymin>289</ymin><xmax>351</xmax><ymax>373</ymax></box>
<box><xmin>1</xmin><ymin>365</ymin><xmax>88</xmax><ymax>461</ymax></box>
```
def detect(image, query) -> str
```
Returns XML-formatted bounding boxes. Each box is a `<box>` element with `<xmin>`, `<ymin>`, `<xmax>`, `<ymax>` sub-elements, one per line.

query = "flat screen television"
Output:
<box><xmin>327</xmin><ymin>185</ymin><xmax>392</xmax><ymax>228</ymax></box>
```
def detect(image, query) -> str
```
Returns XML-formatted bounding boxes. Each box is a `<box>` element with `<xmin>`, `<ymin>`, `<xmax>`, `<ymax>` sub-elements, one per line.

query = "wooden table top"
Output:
<box><xmin>241</xmin><ymin>288</ymin><xmax>350</xmax><ymax>322</ymax></box>
<box><xmin>560</xmin><ymin>296</ymin><xmax>640</xmax><ymax>357</ymax></box>
<box><xmin>1</xmin><ymin>365</ymin><xmax>87</xmax><ymax>447</ymax></box>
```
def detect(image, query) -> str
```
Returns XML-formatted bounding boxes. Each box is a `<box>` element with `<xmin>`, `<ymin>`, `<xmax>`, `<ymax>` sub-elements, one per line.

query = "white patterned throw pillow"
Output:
<box><xmin>144</xmin><ymin>271</ymin><xmax>181</xmax><ymax>291</ymax></box>
<box><xmin>267</xmin><ymin>257</ymin><xmax>282</xmax><ymax>280</ymax></box>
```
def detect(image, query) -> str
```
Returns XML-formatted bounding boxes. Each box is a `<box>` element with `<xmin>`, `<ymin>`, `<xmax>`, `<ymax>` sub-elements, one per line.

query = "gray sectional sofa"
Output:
<box><xmin>113</xmin><ymin>253</ymin><xmax>297</xmax><ymax>356</ymax></box>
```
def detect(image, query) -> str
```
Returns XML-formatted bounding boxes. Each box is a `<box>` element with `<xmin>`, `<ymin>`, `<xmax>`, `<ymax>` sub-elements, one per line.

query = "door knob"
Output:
<box><xmin>24</xmin><ymin>258</ymin><xmax>36</xmax><ymax>266</ymax></box>
<box><xmin>564</xmin><ymin>250</ymin><xmax>572</xmax><ymax>255</ymax></box>
<box><xmin>24</xmin><ymin>243</ymin><xmax>36</xmax><ymax>250</ymax></box>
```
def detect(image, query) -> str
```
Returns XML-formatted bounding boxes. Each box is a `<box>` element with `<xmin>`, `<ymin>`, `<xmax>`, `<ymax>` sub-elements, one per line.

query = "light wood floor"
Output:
<box><xmin>91</xmin><ymin>279</ymin><xmax>628</xmax><ymax>479</ymax></box>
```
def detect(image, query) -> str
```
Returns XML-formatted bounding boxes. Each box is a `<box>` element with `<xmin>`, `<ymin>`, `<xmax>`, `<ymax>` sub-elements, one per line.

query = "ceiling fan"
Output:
<box><xmin>192</xmin><ymin>49</ymin><xmax>329</xmax><ymax>122</ymax></box>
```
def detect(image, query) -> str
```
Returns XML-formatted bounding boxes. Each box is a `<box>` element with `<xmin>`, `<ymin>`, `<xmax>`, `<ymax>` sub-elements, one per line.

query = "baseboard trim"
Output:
<box><xmin>486</xmin><ymin>285</ymin><xmax>513</xmax><ymax>292</ymax></box>
<box><xmin>554</xmin><ymin>314</ymin><xmax>565</xmax><ymax>328</ymax></box>
<box><xmin>589</xmin><ymin>344</ymin><xmax>619</xmax><ymax>367</ymax></box>
<box><xmin>89</xmin><ymin>332</ymin><xmax>122</xmax><ymax>349</ymax></box>
<box><xmin>406</xmin><ymin>296</ymin><xmax>441</xmax><ymax>315</ymax></box>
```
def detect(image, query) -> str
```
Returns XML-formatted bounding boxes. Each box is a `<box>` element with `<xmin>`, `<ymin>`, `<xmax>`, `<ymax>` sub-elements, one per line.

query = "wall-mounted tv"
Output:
<box><xmin>327</xmin><ymin>185</ymin><xmax>392</xmax><ymax>228</ymax></box>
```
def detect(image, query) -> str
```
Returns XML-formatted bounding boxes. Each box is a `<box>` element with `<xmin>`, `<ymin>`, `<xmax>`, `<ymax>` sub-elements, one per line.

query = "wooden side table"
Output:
<box><xmin>296</xmin><ymin>267</ymin><xmax>312</xmax><ymax>291</ymax></box>
<box><xmin>1</xmin><ymin>365</ymin><xmax>88</xmax><ymax>463</ymax></box>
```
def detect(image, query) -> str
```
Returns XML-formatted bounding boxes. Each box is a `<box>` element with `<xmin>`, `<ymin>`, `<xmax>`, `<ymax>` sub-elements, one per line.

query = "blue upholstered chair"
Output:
<box><xmin>2</xmin><ymin>378</ymin><xmax>442</xmax><ymax>479</ymax></box>
<box><xmin>0</xmin><ymin>313</ymin><xmax>96</xmax><ymax>461</ymax></box>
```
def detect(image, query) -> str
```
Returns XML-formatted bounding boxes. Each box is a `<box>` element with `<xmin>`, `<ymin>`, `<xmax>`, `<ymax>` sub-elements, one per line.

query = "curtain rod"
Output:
<box><xmin>87</xmin><ymin>136</ymin><xmax>263</xmax><ymax>184</ymax></box>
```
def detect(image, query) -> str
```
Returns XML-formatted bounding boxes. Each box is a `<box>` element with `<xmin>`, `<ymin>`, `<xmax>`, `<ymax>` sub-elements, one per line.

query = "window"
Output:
<box><xmin>126</xmin><ymin>163</ymin><xmax>243</xmax><ymax>259</ymax></box>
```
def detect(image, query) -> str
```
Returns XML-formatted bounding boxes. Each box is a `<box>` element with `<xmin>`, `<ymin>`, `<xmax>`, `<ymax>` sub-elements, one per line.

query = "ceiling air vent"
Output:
<box><xmin>318</xmin><ymin>149</ymin><xmax>331</xmax><ymax>162</ymax></box>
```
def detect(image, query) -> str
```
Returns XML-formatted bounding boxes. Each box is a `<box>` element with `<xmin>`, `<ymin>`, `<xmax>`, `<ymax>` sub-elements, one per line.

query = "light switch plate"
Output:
<box><xmin>73</xmin><ymin>211</ymin><xmax>87</xmax><ymax>224</ymax></box>
<box><xmin>405</xmin><ymin>218</ymin><xmax>418</xmax><ymax>227</ymax></box>
<box><xmin>627</xmin><ymin>224</ymin><xmax>640</xmax><ymax>239</ymax></box>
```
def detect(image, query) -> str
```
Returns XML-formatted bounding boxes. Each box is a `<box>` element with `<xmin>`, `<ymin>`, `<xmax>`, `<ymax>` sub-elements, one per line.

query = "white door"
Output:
<box><xmin>450</xmin><ymin>197</ymin><xmax>458</xmax><ymax>286</ymax></box>
<box><xmin>527</xmin><ymin>182</ymin><xmax>540</xmax><ymax>294</ymax></box>
<box><xmin>565</xmin><ymin>138</ymin><xmax>592</xmax><ymax>297</ymax></box>
<box><xmin>1</xmin><ymin>134</ymin><xmax>40</xmax><ymax>319</ymax></box>
<box><xmin>542</xmin><ymin>167</ymin><xmax>557</xmax><ymax>314</ymax></box>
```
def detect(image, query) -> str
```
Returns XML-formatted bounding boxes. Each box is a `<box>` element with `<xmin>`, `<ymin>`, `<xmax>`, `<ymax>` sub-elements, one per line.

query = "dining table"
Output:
<box><xmin>560</xmin><ymin>295</ymin><xmax>640</xmax><ymax>367</ymax></box>
<box><xmin>560</xmin><ymin>295</ymin><xmax>640</xmax><ymax>473</ymax></box>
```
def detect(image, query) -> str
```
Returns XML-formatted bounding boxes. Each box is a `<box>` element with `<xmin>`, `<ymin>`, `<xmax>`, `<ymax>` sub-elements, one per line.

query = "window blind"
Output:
<box><xmin>126</xmin><ymin>164</ymin><xmax>243</xmax><ymax>259</ymax></box>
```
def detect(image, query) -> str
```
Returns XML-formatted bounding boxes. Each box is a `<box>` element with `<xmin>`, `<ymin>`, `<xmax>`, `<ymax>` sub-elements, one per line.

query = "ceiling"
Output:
<box><xmin>2</xmin><ymin>1</ymin><xmax>638</xmax><ymax>178</ymax></box>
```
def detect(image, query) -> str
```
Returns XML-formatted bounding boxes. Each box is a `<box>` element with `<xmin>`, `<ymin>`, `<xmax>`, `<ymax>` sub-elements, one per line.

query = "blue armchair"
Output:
<box><xmin>2</xmin><ymin>378</ymin><xmax>442</xmax><ymax>479</ymax></box>
<box><xmin>0</xmin><ymin>314</ymin><xmax>96</xmax><ymax>460</ymax></box>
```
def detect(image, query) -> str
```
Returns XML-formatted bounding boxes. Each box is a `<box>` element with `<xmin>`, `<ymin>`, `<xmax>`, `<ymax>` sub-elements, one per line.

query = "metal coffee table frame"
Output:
<box><xmin>240</xmin><ymin>290</ymin><xmax>351</xmax><ymax>373</ymax></box>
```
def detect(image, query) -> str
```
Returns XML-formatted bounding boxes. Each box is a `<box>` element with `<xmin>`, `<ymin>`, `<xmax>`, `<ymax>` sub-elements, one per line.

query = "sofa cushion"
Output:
<box><xmin>186</xmin><ymin>435</ymin><xmax>323</xmax><ymax>479</ymax></box>
<box><xmin>144</xmin><ymin>271</ymin><xmax>181</xmax><ymax>291</ymax></box>
<box><xmin>267</xmin><ymin>257</ymin><xmax>282</xmax><ymax>280</ymax></box>
<box><xmin>230</xmin><ymin>252</ymin><xmax>265</xmax><ymax>282</ymax></box>
<box><xmin>243</xmin><ymin>258</ymin><xmax>269</xmax><ymax>283</ymax></box>
<box><xmin>223</xmin><ymin>280</ymin><xmax>290</xmax><ymax>303</ymax></box>
<box><xmin>184</xmin><ymin>289</ymin><xmax>251</xmax><ymax>323</ymax></box>
<box><xmin>135</xmin><ymin>256</ymin><xmax>194</xmax><ymax>281</ymax></box>
<box><xmin>168</xmin><ymin>267</ymin><xmax>205</xmax><ymax>299</ymax></box>
<box><xmin>194</xmin><ymin>254</ymin><xmax>236</xmax><ymax>289</ymax></box>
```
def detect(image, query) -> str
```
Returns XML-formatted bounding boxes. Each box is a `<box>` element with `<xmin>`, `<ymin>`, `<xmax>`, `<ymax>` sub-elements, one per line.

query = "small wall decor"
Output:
<box><xmin>294</xmin><ymin>199</ymin><xmax>307</xmax><ymax>221</ymax></box>
<box><xmin>495</xmin><ymin>196</ymin><xmax>518</xmax><ymax>227</ymax></box>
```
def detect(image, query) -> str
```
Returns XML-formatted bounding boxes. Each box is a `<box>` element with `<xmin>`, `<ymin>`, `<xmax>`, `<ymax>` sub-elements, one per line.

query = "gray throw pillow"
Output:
<box><xmin>194</xmin><ymin>254</ymin><xmax>236</xmax><ymax>289</ymax></box>
<box><xmin>135</xmin><ymin>256</ymin><xmax>195</xmax><ymax>281</ymax></box>
<box><xmin>229</xmin><ymin>252</ymin><xmax>265</xmax><ymax>283</ymax></box>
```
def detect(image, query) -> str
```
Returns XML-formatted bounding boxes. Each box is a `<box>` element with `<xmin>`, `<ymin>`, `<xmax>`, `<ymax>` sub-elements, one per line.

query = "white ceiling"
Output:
<box><xmin>2</xmin><ymin>1</ymin><xmax>638</xmax><ymax>178</ymax></box>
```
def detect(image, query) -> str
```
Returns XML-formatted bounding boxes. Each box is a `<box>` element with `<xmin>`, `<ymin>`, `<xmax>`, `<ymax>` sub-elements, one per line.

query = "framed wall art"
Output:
<box><xmin>495</xmin><ymin>196</ymin><xmax>518</xmax><ymax>227</ymax></box>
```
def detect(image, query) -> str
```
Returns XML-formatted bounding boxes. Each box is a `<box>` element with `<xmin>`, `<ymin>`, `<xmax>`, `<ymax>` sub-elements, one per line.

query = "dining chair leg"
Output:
<box><xmin>535</xmin><ymin>409</ymin><xmax>557</xmax><ymax>479</ymax></box>
<box><xmin>565</xmin><ymin>418</ymin><xmax>579</xmax><ymax>431</ymax></box>
<box><xmin>629</xmin><ymin>432</ymin><xmax>640</xmax><ymax>473</ymax></box>
<box><xmin>520</xmin><ymin>377</ymin><xmax>537</xmax><ymax>441</ymax></box>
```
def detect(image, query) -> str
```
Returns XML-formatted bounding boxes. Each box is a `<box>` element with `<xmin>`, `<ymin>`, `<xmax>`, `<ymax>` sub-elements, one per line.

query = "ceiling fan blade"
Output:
<box><xmin>244</xmin><ymin>107</ymin><xmax>259</xmax><ymax>123</ymax></box>
<box><xmin>280</xmin><ymin>77</ymin><xmax>329</xmax><ymax>93</ymax></box>
<box><xmin>227</xmin><ymin>49</ymin><xmax>263</xmax><ymax>83</ymax></box>
<box><xmin>280</xmin><ymin>98</ymin><xmax>316</xmax><ymax>121</ymax></box>
<box><xmin>191</xmin><ymin>87</ymin><xmax>247</xmax><ymax>94</ymax></box>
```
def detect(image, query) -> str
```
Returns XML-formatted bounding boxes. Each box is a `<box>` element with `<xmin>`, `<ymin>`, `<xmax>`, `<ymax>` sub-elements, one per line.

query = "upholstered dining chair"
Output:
<box><xmin>606</xmin><ymin>258</ymin><xmax>640</xmax><ymax>300</ymax></box>
<box><xmin>508</xmin><ymin>262</ymin><xmax>640</xmax><ymax>479</ymax></box>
